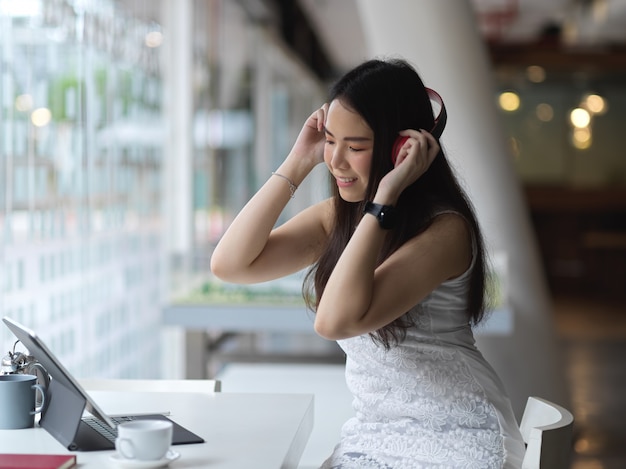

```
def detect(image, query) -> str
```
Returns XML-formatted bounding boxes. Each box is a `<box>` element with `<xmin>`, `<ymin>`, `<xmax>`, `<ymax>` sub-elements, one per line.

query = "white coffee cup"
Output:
<box><xmin>115</xmin><ymin>419</ymin><xmax>173</xmax><ymax>461</ymax></box>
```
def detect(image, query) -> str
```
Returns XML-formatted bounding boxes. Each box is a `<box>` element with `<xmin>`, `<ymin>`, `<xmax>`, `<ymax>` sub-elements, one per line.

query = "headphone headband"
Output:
<box><xmin>391</xmin><ymin>87</ymin><xmax>448</xmax><ymax>165</ymax></box>
<box><xmin>425</xmin><ymin>87</ymin><xmax>447</xmax><ymax>139</ymax></box>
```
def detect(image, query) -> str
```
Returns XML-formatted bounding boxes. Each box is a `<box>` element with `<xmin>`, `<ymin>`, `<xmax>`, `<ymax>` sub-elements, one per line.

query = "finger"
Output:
<box><xmin>394</xmin><ymin>137</ymin><xmax>414</xmax><ymax>164</ymax></box>
<box><xmin>419</xmin><ymin>129</ymin><xmax>438</xmax><ymax>144</ymax></box>
<box><xmin>422</xmin><ymin>129</ymin><xmax>441</xmax><ymax>146</ymax></box>
<box><xmin>417</xmin><ymin>129</ymin><xmax>440</xmax><ymax>154</ymax></box>
<box><xmin>398</xmin><ymin>129</ymin><xmax>421</xmax><ymax>138</ymax></box>
<box><xmin>317</xmin><ymin>103</ymin><xmax>328</xmax><ymax>131</ymax></box>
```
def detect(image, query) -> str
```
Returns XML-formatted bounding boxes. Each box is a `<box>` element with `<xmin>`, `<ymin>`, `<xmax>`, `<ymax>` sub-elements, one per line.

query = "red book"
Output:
<box><xmin>0</xmin><ymin>454</ymin><xmax>76</xmax><ymax>469</ymax></box>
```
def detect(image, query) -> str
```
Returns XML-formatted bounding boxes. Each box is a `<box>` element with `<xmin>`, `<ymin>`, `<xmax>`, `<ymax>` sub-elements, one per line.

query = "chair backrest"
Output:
<box><xmin>519</xmin><ymin>396</ymin><xmax>574</xmax><ymax>469</ymax></box>
<box><xmin>78</xmin><ymin>378</ymin><xmax>222</xmax><ymax>393</ymax></box>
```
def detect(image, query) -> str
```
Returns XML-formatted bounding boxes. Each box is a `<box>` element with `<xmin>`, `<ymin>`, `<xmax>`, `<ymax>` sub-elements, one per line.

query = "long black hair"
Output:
<box><xmin>303</xmin><ymin>58</ymin><xmax>489</xmax><ymax>348</ymax></box>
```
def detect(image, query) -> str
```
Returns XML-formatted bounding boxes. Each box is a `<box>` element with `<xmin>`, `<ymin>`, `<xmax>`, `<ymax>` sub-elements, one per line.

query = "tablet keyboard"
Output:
<box><xmin>82</xmin><ymin>416</ymin><xmax>135</xmax><ymax>443</ymax></box>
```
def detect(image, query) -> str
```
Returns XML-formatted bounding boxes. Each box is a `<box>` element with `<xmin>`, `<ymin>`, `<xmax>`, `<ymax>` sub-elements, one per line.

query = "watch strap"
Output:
<box><xmin>363</xmin><ymin>202</ymin><xmax>396</xmax><ymax>229</ymax></box>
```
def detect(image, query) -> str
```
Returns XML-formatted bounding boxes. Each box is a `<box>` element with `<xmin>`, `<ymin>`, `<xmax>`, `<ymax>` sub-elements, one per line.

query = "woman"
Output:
<box><xmin>211</xmin><ymin>58</ymin><xmax>524</xmax><ymax>468</ymax></box>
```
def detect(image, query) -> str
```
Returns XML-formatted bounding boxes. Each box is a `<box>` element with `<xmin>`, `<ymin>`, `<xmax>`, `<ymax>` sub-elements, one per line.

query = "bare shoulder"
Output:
<box><xmin>428</xmin><ymin>212</ymin><xmax>472</xmax><ymax>238</ymax></box>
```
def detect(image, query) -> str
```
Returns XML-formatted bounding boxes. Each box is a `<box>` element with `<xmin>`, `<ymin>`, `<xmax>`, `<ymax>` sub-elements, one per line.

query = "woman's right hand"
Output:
<box><xmin>375</xmin><ymin>129</ymin><xmax>440</xmax><ymax>204</ymax></box>
<box><xmin>289</xmin><ymin>103</ymin><xmax>328</xmax><ymax>167</ymax></box>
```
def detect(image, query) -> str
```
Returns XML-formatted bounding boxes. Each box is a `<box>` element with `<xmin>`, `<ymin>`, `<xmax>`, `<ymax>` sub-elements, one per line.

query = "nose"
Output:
<box><xmin>330</xmin><ymin>145</ymin><xmax>348</xmax><ymax>169</ymax></box>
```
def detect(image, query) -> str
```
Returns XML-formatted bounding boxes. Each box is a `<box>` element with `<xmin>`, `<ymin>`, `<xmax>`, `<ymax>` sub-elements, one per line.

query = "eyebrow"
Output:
<box><xmin>324</xmin><ymin>126</ymin><xmax>372</xmax><ymax>142</ymax></box>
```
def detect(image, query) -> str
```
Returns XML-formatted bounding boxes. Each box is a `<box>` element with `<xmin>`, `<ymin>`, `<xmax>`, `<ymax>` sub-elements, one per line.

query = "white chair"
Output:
<box><xmin>78</xmin><ymin>378</ymin><xmax>221</xmax><ymax>393</ymax></box>
<box><xmin>519</xmin><ymin>396</ymin><xmax>574</xmax><ymax>469</ymax></box>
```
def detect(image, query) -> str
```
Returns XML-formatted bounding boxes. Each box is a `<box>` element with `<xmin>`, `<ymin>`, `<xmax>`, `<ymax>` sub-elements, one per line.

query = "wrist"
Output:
<box><xmin>277</xmin><ymin>156</ymin><xmax>318</xmax><ymax>187</ymax></box>
<box><xmin>372</xmin><ymin>181</ymin><xmax>401</xmax><ymax>206</ymax></box>
<box><xmin>372</xmin><ymin>192</ymin><xmax>399</xmax><ymax>207</ymax></box>
<box><xmin>363</xmin><ymin>202</ymin><xmax>397</xmax><ymax>229</ymax></box>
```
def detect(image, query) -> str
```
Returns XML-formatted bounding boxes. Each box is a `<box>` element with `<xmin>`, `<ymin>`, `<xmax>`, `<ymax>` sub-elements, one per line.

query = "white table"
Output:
<box><xmin>217</xmin><ymin>364</ymin><xmax>354</xmax><ymax>469</ymax></box>
<box><xmin>0</xmin><ymin>390</ymin><xmax>314</xmax><ymax>469</ymax></box>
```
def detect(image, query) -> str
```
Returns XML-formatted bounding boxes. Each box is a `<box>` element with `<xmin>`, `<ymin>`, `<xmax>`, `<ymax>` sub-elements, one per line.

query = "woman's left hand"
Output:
<box><xmin>376</xmin><ymin>129</ymin><xmax>440</xmax><ymax>204</ymax></box>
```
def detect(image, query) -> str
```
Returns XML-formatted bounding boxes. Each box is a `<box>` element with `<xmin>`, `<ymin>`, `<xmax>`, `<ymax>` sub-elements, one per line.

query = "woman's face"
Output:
<box><xmin>323</xmin><ymin>99</ymin><xmax>374</xmax><ymax>202</ymax></box>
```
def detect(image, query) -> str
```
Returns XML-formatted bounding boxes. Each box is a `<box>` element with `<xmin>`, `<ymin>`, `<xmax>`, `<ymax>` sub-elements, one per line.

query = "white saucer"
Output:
<box><xmin>109</xmin><ymin>450</ymin><xmax>180</xmax><ymax>468</ymax></box>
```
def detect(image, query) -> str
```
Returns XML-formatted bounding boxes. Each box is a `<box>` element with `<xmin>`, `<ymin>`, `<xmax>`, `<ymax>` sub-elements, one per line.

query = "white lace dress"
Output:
<box><xmin>320</xmin><ymin>257</ymin><xmax>525</xmax><ymax>469</ymax></box>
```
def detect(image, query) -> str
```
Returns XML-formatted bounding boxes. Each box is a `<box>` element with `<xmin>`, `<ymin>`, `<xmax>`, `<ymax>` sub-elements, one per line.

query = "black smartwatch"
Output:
<box><xmin>363</xmin><ymin>202</ymin><xmax>396</xmax><ymax>230</ymax></box>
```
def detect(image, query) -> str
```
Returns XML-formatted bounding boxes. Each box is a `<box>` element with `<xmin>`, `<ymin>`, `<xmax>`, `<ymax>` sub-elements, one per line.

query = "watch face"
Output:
<box><xmin>363</xmin><ymin>202</ymin><xmax>395</xmax><ymax>229</ymax></box>
<box><xmin>378</xmin><ymin>207</ymin><xmax>395</xmax><ymax>229</ymax></box>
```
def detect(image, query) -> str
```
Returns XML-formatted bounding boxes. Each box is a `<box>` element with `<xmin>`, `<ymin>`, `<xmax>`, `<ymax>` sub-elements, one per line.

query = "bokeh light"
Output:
<box><xmin>570</xmin><ymin>108</ymin><xmax>591</xmax><ymax>128</ymax></box>
<box><xmin>536</xmin><ymin>103</ymin><xmax>554</xmax><ymax>122</ymax></box>
<box><xmin>31</xmin><ymin>107</ymin><xmax>52</xmax><ymax>127</ymax></box>
<box><xmin>499</xmin><ymin>91</ymin><xmax>521</xmax><ymax>112</ymax></box>
<box><xmin>584</xmin><ymin>94</ymin><xmax>607</xmax><ymax>115</ymax></box>
<box><xmin>526</xmin><ymin>65</ymin><xmax>546</xmax><ymax>83</ymax></box>
<box><xmin>15</xmin><ymin>94</ymin><xmax>34</xmax><ymax>112</ymax></box>
<box><xmin>145</xmin><ymin>31</ymin><xmax>163</xmax><ymax>48</ymax></box>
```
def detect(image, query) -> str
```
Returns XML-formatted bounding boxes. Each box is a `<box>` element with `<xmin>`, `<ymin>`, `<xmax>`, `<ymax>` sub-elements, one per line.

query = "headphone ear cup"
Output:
<box><xmin>391</xmin><ymin>136</ymin><xmax>410</xmax><ymax>165</ymax></box>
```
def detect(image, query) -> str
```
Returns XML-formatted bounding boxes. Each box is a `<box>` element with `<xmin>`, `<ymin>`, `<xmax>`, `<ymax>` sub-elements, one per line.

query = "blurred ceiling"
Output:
<box><xmin>125</xmin><ymin>0</ymin><xmax>626</xmax><ymax>80</ymax></box>
<box><xmin>296</xmin><ymin>0</ymin><xmax>626</xmax><ymax>74</ymax></box>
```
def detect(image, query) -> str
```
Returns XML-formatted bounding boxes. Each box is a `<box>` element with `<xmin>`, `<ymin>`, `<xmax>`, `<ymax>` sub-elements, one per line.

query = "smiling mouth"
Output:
<box><xmin>337</xmin><ymin>177</ymin><xmax>357</xmax><ymax>183</ymax></box>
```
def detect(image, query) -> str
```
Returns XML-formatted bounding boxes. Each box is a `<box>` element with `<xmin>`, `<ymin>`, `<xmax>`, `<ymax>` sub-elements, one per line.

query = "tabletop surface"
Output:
<box><xmin>0</xmin><ymin>390</ymin><xmax>314</xmax><ymax>469</ymax></box>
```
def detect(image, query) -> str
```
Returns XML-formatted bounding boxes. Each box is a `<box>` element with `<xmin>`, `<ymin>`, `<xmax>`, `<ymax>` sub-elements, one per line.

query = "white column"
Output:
<box><xmin>161</xmin><ymin>0</ymin><xmax>193</xmax><ymax>264</ymax></box>
<box><xmin>356</xmin><ymin>0</ymin><xmax>568</xmax><ymax>417</ymax></box>
<box><xmin>160</xmin><ymin>0</ymin><xmax>194</xmax><ymax>378</ymax></box>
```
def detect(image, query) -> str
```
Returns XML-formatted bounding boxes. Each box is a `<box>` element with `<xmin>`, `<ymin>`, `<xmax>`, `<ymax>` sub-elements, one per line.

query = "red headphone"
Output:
<box><xmin>391</xmin><ymin>88</ymin><xmax>447</xmax><ymax>165</ymax></box>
